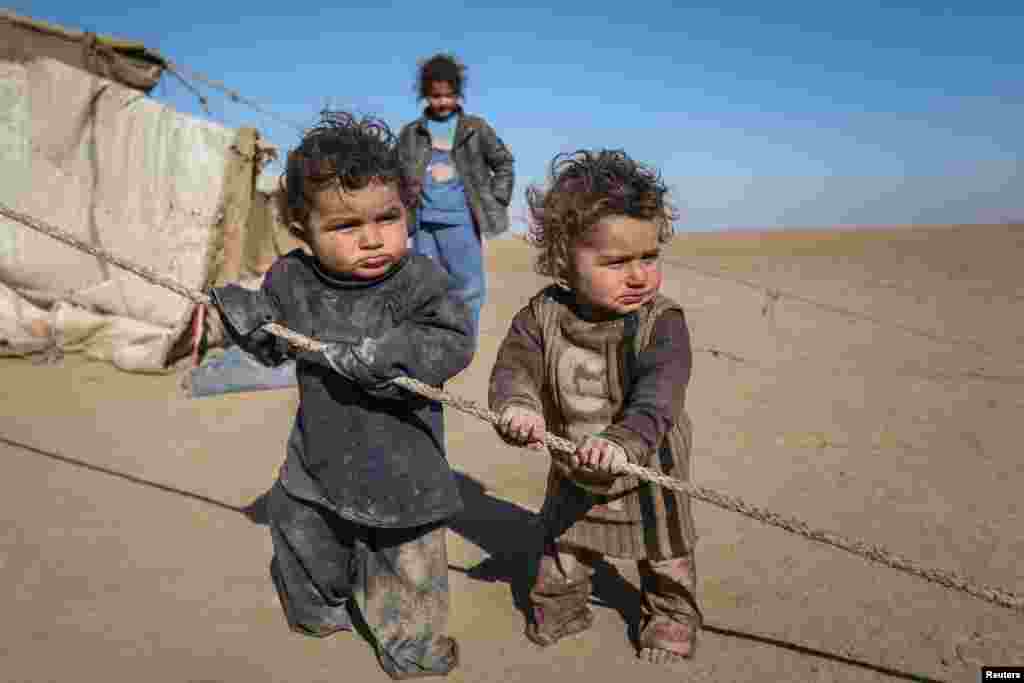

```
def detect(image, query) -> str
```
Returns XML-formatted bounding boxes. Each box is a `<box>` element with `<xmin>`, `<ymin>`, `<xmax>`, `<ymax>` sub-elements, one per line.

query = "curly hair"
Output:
<box><xmin>416</xmin><ymin>52</ymin><xmax>467</xmax><ymax>100</ymax></box>
<box><xmin>526</xmin><ymin>149</ymin><xmax>677</xmax><ymax>281</ymax></box>
<box><xmin>278</xmin><ymin>110</ymin><xmax>416</xmax><ymax>238</ymax></box>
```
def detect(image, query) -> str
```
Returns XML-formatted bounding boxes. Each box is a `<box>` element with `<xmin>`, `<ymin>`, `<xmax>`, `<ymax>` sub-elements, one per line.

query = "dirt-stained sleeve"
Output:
<box><xmin>206</xmin><ymin>259</ymin><xmax>290</xmax><ymax>368</ymax></box>
<box><xmin>488</xmin><ymin>305</ymin><xmax>545</xmax><ymax>416</ymax></box>
<box><xmin>600</xmin><ymin>309</ymin><xmax>691</xmax><ymax>467</ymax></box>
<box><xmin>215</xmin><ymin>258</ymin><xmax>291</xmax><ymax>367</ymax></box>
<box><xmin>353</xmin><ymin>261</ymin><xmax>474</xmax><ymax>393</ymax></box>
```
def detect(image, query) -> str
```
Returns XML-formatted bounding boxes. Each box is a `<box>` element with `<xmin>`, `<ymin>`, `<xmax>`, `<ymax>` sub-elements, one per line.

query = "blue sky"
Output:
<box><xmin>15</xmin><ymin>2</ymin><xmax>1023</xmax><ymax>230</ymax></box>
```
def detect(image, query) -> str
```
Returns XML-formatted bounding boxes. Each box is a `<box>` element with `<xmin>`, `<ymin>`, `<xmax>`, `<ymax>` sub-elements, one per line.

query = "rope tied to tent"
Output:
<box><xmin>163</xmin><ymin>60</ymin><xmax>307</xmax><ymax>134</ymax></box>
<box><xmin>1</xmin><ymin>199</ymin><xmax>1021</xmax><ymax>615</ymax></box>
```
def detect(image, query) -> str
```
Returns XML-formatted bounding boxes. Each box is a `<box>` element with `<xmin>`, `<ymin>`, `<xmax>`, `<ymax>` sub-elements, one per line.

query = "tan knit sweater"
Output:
<box><xmin>489</xmin><ymin>286</ymin><xmax>697</xmax><ymax>560</ymax></box>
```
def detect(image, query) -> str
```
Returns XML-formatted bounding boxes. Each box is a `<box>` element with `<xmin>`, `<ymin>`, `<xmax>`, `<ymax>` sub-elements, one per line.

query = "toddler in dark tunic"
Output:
<box><xmin>489</xmin><ymin>150</ymin><xmax>701</xmax><ymax>666</ymax></box>
<box><xmin>208</xmin><ymin>111</ymin><xmax>473</xmax><ymax>679</ymax></box>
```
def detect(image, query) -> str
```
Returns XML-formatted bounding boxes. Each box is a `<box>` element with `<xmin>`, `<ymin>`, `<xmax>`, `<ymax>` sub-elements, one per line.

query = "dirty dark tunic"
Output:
<box><xmin>244</xmin><ymin>249</ymin><xmax>474</xmax><ymax>528</ymax></box>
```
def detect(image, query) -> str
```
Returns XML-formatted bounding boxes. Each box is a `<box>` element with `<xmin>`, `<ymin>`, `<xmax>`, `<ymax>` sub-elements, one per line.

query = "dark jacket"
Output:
<box><xmin>233</xmin><ymin>250</ymin><xmax>474</xmax><ymax>528</ymax></box>
<box><xmin>398</xmin><ymin>109</ymin><xmax>515</xmax><ymax>238</ymax></box>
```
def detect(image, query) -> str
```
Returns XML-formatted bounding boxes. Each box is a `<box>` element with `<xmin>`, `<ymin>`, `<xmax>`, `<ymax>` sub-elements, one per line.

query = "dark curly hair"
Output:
<box><xmin>526</xmin><ymin>150</ymin><xmax>677</xmax><ymax>281</ymax></box>
<box><xmin>416</xmin><ymin>52</ymin><xmax>467</xmax><ymax>100</ymax></box>
<box><xmin>278</xmin><ymin>110</ymin><xmax>416</xmax><ymax>239</ymax></box>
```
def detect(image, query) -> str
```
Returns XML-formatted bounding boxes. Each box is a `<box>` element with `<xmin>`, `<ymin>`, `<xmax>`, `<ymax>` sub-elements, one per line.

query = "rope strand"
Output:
<box><xmin>164</xmin><ymin>61</ymin><xmax>307</xmax><ymax>134</ymax></box>
<box><xmin>390</xmin><ymin>376</ymin><xmax>1023</xmax><ymax>613</ymax></box>
<box><xmin>2</xmin><ymin>200</ymin><xmax>1020</xmax><ymax>613</ymax></box>
<box><xmin>662</xmin><ymin>256</ymin><xmax>1015</xmax><ymax>363</ymax></box>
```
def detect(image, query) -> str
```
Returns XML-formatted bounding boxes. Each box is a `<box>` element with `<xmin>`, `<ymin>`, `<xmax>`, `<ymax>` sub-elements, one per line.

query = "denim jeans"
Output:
<box><xmin>410</xmin><ymin>214</ymin><xmax>484</xmax><ymax>450</ymax></box>
<box><xmin>412</xmin><ymin>217</ymin><xmax>485</xmax><ymax>341</ymax></box>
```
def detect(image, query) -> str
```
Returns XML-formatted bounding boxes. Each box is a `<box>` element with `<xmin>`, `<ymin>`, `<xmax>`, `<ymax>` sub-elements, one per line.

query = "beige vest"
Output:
<box><xmin>531</xmin><ymin>290</ymin><xmax>697</xmax><ymax>560</ymax></box>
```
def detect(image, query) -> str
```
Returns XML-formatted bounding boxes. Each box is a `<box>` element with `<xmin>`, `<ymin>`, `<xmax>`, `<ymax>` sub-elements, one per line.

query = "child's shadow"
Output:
<box><xmin>447</xmin><ymin>472</ymin><xmax>644</xmax><ymax>642</ymax></box>
<box><xmin>445</xmin><ymin>472</ymin><xmax>540</xmax><ymax>619</ymax></box>
<box><xmin>238</xmin><ymin>473</ymin><xmax>644</xmax><ymax>641</ymax></box>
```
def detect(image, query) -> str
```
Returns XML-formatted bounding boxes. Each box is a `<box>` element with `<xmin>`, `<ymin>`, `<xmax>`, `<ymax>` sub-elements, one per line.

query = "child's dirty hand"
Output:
<box><xmin>571</xmin><ymin>436</ymin><xmax>628</xmax><ymax>476</ymax></box>
<box><xmin>208</xmin><ymin>284</ymin><xmax>278</xmax><ymax>345</ymax></box>
<box><xmin>297</xmin><ymin>342</ymin><xmax>347</xmax><ymax>370</ymax></box>
<box><xmin>497</xmin><ymin>406</ymin><xmax>547</xmax><ymax>450</ymax></box>
<box><xmin>297</xmin><ymin>342</ymin><xmax>385</xmax><ymax>389</ymax></box>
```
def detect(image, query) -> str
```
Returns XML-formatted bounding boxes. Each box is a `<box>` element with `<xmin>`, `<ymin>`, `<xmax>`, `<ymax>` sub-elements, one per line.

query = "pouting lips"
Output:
<box><xmin>360</xmin><ymin>256</ymin><xmax>392</xmax><ymax>268</ymax></box>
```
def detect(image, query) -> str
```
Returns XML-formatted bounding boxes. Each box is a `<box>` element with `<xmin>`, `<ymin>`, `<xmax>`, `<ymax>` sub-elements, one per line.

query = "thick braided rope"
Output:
<box><xmin>0</xmin><ymin>204</ymin><xmax>210</xmax><ymax>306</ymax></box>
<box><xmin>3</xmin><ymin>201</ymin><xmax>1021</xmax><ymax>614</ymax></box>
<box><xmin>390</xmin><ymin>377</ymin><xmax>1023</xmax><ymax>614</ymax></box>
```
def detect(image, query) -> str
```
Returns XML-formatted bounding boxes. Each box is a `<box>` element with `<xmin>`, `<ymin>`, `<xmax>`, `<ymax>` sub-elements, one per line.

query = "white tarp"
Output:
<box><xmin>0</xmin><ymin>281</ymin><xmax>173</xmax><ymax>369</ymax></box>
<box><xmin>0</xmin><ymin>57</ymin><xmax>242</xmax><ymax>372</ymax></box>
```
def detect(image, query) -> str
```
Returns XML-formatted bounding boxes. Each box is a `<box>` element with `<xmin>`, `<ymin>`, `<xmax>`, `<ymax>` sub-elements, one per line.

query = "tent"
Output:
<box><xmin>0</xmin><ymin>10</ymin><xmax>304</xmax><ymax>373</ymax></box>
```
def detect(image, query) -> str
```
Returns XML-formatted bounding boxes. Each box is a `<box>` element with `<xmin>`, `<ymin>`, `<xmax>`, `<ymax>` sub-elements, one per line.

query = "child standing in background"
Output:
<box><xmin>210</xmin><ymin>111</ymin><xmax>473</xmax><ymax>679</ymax></box>
<box><xmin>489</xmin><ymin>150</ymin><xmax>701</xmax><ymax>666</ymax></box>
<box><xmin>398</xmin><ymin>52</ymin><xmax>515</xmax><ymax>340</ymax></box>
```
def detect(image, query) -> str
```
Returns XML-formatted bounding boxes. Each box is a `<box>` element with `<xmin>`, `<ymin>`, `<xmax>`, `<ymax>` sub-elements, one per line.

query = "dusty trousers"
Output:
<box><xmin>268</xmin><ymin>482</ymin><xmax>458</xmax><ymax>679</ymax></box>
<box><xmin>529</xmin><ymin>540</ymin><xmax>701</xmax><ymax>651</ymax></box>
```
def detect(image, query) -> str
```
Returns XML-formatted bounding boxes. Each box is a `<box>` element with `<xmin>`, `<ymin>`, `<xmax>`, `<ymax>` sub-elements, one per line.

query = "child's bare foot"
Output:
<box><xmin>638</xmin><ymin>645</ymin><xmax>690</xmax><ymax>665</ymax></box>
<box><xmin>637</xmin><ymin>618</ymin><xmax>696</xmax><ymax>665</ymax></box>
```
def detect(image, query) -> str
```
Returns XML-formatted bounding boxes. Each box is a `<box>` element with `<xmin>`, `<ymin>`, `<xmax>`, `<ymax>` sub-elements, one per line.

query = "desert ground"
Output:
<box><xmin>1</xmin><ymin>224</ymin><xmax>1021</xmax><ymax>682</ymax></box>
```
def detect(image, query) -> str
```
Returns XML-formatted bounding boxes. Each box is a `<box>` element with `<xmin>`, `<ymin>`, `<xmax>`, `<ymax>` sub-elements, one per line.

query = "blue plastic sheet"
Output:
<box><xmin>186</xmin><ymin>345</ymin><xmax>297</xmax><ymax>398</ymax></box>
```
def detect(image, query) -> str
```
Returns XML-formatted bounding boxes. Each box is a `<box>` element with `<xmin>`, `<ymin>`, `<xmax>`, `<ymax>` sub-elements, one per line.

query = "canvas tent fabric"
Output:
<box><xmin>0</xmin><ymin>280</ymin><xmax>174</xmax><ymax>369</ymax></box>
<box><xmin>1</xmin><ymin>10</ymin><xmax>167</xmax><ymax>93</ymax></box>
<box><xmin>0</xmin><ymin>49</ymin><xmax>293</xmax><ymax>372</ymax></box>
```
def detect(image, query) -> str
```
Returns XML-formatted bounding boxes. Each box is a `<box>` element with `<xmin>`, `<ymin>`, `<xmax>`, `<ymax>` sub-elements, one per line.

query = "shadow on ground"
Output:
<box><xmin>3</xmin><ymin>434</ymin><xmax>947</xmax><ymax>683</ymax></box>
<box><xmin>237</xmin><ymin>470</ymin><xmax>644</xmax><ymax>639</ymax></box>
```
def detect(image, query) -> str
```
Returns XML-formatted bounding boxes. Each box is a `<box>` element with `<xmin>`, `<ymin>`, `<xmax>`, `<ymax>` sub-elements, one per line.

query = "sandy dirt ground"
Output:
<box><xmin>1</xmin><ymin>224</ymin><xmax>1022</xmax><ymax>682</ymax></box>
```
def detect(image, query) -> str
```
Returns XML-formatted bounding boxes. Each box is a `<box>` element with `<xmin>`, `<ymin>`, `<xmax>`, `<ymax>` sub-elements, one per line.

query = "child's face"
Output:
<box><xmin>568</xmin><ymin>215</ymin><xmax>663</xmax><ymax>318</ymax></box>
<box><xmin>304</xmin><ymin>181</ymin><xmax>409</xmax><ymax>280</ymax></box>
<box><xmin>426</xmin><ymin>80</ymin><xmax>459</xmax><ymax>119</ymax></box>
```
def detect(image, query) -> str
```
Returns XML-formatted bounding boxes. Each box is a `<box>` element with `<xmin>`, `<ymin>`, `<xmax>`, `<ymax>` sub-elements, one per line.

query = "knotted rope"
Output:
<box><xmin>1</xmin><ymin>200</ymin><xmax>1020</xmax><ymax>614</ymax></box>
